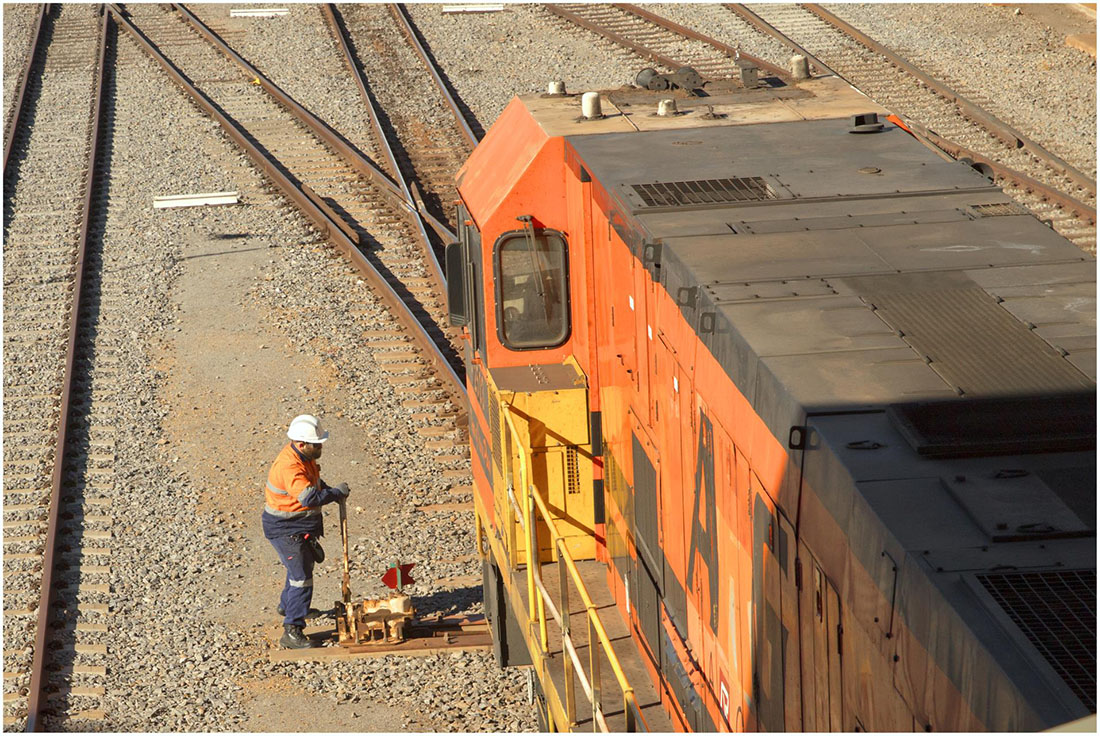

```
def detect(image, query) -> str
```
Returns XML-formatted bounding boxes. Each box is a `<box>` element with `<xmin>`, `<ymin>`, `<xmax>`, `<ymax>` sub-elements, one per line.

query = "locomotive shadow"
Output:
<box><xmin>413</xmin><ymin>584</ymin><xmax>482</xmax><ymax>618</ymax></box>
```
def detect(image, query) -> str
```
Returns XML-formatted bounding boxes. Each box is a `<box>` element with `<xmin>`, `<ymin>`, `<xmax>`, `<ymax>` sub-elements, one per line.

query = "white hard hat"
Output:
<box><xmin>287</xmin><ymin>414</ymin><xmax>329</xmax><ymax>443</ymax></box>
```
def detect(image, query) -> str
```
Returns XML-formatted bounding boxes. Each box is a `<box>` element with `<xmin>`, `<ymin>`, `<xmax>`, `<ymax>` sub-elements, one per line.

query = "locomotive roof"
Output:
<box><xmin>568</xmin><ymin>117</ymin><xmax>1095</xmax><ymax>397</ymax></box>
<box><xmin>527</xmin><ymin>83</ymin><xmax>1097</xmax><ymax>725</ymax></box>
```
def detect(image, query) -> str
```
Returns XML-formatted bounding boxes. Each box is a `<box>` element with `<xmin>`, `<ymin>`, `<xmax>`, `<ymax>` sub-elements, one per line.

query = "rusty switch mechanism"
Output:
<box><xmin>335</xmin><ymin>593</ymin><xmax>415</xmax><ymax>645</ymax></box>
<box><xmin>334</xmin><ymin>498</ymin><xmax>416</xmax><ymax>645</ymax></box>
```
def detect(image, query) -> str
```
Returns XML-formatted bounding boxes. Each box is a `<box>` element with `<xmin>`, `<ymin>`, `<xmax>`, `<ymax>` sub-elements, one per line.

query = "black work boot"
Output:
<box><xmin>280</xmin><ymin>624</ymin><xmax>318</xmax><ymax>649</ymax></box>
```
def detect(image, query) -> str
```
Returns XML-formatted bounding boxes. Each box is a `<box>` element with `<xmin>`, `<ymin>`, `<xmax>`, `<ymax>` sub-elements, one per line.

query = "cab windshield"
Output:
<box><xmin>495</xmin><ymin>230</ymin><xmax>569</xmax><ymax>349</ymax></box>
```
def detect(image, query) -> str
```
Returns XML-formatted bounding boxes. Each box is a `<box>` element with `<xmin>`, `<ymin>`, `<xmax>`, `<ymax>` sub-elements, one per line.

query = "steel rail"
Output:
<box><xmin>175</xmin><ymin>2</ymin><xmax>449</xmax><ymax>306</ymax></box>
<box><xmin>898</xmin><ymin>116</ymin><xmax>1097</xmax><ymax>224</ymax></box>
<box><xmin>390</xmin><ymin>3</ymin><xmax>480</xmax><ymax>151</ymax></box>
<box><xmin>321</xmin><ymin>5</ymin><xmax>401</xmax><ymax>186</ymax></box>
<box><xmin>615</xmin><ymin>3</ymin><xmax>790</xmax><ymax>81</ymax></box>
<box><xmin>320</xmin><ymin>3</ymin><xmax>451</xmax><ymax>291</ymax></box>
<box><xmin>723</xmin><ymin>3</ymin><xmax>840</xmax><ymax>78</ymax></box>
<box><xmin>418</xmin><ymin>205</ymin><xmax>458</xmax><ymax>243</ymax></box>
<box><xmin>169</xmin><ymin>4</ymin><xmax>416</xmax><ymax>220</ymax></box>
<box><xmin>25</xmin><ymin>6</ymin><xmax>110</xmax><ymax>731</ymax></box>
<box><xmin>545</xmin><ymin>4</ymin><xmax>788</xmax><ymax>83</ymax></box>
<box><xmin>4</xmin><ymin>4</ymin><xmax>50</xmax><ymax>174</ymax></box>
<box><xmin>545</xmin><ymin>5</ymin><xmax>694</xmax><ymax>79</ymax></box>
<box><xmin>802</xmin><ymin>3</ymin><xmax>1096</xmax><ymax>197</ymax></box>
<box><xmin>107</xmin><ymin>5</ymin><xmax>466</xmax><ymax>404</ymax></box>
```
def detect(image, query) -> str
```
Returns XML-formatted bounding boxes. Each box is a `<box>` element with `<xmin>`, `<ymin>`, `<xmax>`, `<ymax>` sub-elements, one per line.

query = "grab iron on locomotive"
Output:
<box><xmin>444</xmin><ymin>67</ymin><xmax>1096</xmax><ymax>732</ymax></box>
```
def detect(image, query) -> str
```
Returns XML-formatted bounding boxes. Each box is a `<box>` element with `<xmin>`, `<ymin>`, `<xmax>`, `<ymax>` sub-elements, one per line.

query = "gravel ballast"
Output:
<box><xmin>403</xmin><ymin>3</ymin><xmax>646</xmax><ymax>129</ymax></box>
<box><xmin>96</xmin><ymin>26</ymin><xmax>271</xmax><ymax>733</ymax></box>
<box><xmin>187</xmin><ymin>3</ymin><xmax>383</xmax><ymax>166</ymax></box>
<box><xmin>637</xmin><ymin>2</ymin><xmax>795</xmax><ymax>68</ymax></box>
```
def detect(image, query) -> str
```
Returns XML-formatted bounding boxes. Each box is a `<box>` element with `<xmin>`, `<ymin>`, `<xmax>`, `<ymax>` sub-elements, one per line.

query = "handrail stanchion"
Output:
<box><xmin>560</xmin><ymin>547</ymin><xmax>576</xmax><ymax>727</ymax></box>
<box><xmin>529</xmin><ymin>489</ymin><xmax>549</xmax><ymax>652</ymax></box>
<box><xmin>522</xmin><ymin>459</ymin><xmax>537</xmax><ymax>645</ymax></box>
<box><xmin>589</xmin><ymin>610</ymin><xmax>602</xmax><ymax>731</ymax></box>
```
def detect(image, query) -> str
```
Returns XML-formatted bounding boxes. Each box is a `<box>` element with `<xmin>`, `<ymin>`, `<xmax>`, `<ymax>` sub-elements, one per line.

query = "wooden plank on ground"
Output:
<box><xmin>153</xmin><ymin>191</ymin><xmax>238</xmax><ymax>209</ymax></box>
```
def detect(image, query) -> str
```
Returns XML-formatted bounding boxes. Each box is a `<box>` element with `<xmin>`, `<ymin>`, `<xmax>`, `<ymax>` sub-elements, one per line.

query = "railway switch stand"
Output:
<box><xmin>335</xmin><ymin>593</ymin><xmax>415</xmax><ymax>646</ymax></box>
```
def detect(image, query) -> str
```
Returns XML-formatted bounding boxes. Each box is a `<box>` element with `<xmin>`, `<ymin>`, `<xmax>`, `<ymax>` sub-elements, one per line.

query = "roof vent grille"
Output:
<box><xmin>888</xmin><ymin>393</ymin><xmax>1095</xmax><ymax>458</ymax></box>
<box><xmin>978</xmin><ymin>569</ymin><xmax>1095</xmax><ymax>710</ymax></box>
<box><xmin>630</xmin><ymin>177</ymin><xmax>777</xmax><ymax>208</ymax></box>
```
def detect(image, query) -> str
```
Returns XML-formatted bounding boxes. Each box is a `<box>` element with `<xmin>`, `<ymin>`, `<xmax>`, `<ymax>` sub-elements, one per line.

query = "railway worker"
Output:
<box><xmin>262</xmin><ymin>414</ymin><xmax>351</xmax><ymax>649</ymax></box>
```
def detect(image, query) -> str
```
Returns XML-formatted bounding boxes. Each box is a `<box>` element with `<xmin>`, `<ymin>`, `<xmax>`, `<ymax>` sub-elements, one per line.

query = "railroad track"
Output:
<box><xmin>3</xmin><ymin>4</ymin><xmax>112</xmax><ymax>730</ymax></box>
<box><xmin>113</xmin><ymin>2</ymin><xmax>467</xmax><ymax>418</ymax></box>
<box><xmin>545</xmin><ymin>3</ymin><xmax>787</xmax><ymax>82</ymax></box>
<box><xmin>322</xmin><ymin>3</ymin><xmax>478</xmax><ymax>241</ymax></box>
<box><xmin>723</xmin><ymin>3</ymin><xmax>1096</xmax><ymax>251</ymax></box>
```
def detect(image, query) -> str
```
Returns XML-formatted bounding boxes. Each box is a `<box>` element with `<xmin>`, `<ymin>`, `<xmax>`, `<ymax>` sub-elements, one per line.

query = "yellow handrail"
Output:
<box><xmin>501</xmin><ymin>403</ymin><xmax>649</xmax><ymax>732</ymax></box>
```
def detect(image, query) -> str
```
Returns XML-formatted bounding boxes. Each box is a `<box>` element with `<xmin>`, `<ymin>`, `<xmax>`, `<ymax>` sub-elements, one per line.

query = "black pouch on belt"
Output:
<box><xmin>306</xmin><ymin>534</ymin><xmax>325</xmax><ymax>563</ymax></box>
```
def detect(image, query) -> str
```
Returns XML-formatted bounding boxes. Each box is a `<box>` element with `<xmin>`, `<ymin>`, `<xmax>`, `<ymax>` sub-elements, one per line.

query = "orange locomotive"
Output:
<box><xmin>446</xmin><ymin>72</ymin><xmax>1096</xmax><ymax>732</ymax></box>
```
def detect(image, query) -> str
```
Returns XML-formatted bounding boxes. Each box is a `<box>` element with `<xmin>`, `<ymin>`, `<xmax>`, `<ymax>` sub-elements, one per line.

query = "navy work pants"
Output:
<box><xmin>270</xmin><ymin>534</ymin><xmax>315</xmax><ymax>627</ymax></box>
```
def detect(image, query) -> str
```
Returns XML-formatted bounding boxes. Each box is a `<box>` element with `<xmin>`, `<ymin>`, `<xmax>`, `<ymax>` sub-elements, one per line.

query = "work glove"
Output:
<box><xmin>333</xmin><ymin>482</ymin><xmax>350</xmax><ymax>498</ymax></box>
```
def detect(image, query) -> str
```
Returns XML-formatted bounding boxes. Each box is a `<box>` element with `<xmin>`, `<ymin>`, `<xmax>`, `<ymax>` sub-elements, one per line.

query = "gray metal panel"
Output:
<box><xmin>668</xmin><ymin>230</ymin><xmax>893</xmax><ymax>282</ymax></box>
<box><xmin>967</xmin><ymin>261</ymin><xmax>1097</xmax><ymax>289</ymax></box>
<box><xmin>974</xmin><ymin>270</ymin><xmax>1096</xmax><ymax>380</ymax></box>
<box><xmin>716</xmin><ymin>295</ymin><xmax>904</xmax><ymax>355</ymax></box>
<box><xmin>730</xmin><ymin>206</ymin><xmax>972</xmax><ymax>235</ymax></box>
<box><xmin>706</xmin><ymin>278</ymin><xmax>838</xmax><ymax>302</ymax></box>
<box><xmin>809</xmin><ymin>410</ymin><xmax>1096</xmax><ymax>566</ymax></box>
<box><xmin>857</xmin><ymin>478</ymin><xmax>988</xmax><ymax>550</ymax></box>
<box><xmin>1035</xmin><ymin>461</ymin><xmax>1097</xmax><ymax>527</ymax></box>
<box><xmin>666</xmin><ymin>217</ymin><xmax>1086</xmax><ymax>287</ymax></box>
<box><xmin>858</xmin><ymin>216</ymin><xmax>1090</xmax><ymax>272</ymax></box>
<box><xmin>921</xmin><ymin>544</ymin><xmax>1082</xmax><ymax>574</ymax></box>
<box><xmin>760</xmin><ymin>348</ymin><xmax>955</xmax><ymax>410</ymax></box>
<box><xmin>941</xmin><ymin>472</ymin><xmax>1091</xmax><ymax>540</ymax></box>
<box><xmin>636</xmin><ymin>189</ymin><xmax>1007</xmax><ymax>238</ymax></box>
<box><xmin>566</xmin><ymin>120</ymin><xmax>992</xmax><ymax>211</ymax></box>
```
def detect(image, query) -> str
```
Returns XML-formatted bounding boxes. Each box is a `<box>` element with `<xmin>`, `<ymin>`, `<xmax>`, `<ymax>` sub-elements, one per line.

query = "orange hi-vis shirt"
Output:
<box><xmin>264</xmin><ymin>443</ymin><xmax>324</xmax><ymax>522</ymax></box>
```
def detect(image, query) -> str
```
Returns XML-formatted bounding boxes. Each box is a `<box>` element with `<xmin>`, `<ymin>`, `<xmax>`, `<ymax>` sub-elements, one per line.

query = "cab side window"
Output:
<box><xmin>494</xmin><ymin>229</ymin><xmax>569</xmax><ymax>349</ymax></box>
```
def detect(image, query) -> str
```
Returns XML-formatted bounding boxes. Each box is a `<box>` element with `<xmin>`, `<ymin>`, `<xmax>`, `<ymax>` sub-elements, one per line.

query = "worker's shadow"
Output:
<box><xmin>412</xmin><ymin>585</ymin><xmax>482</xmax><ymax>618</ymax></box>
